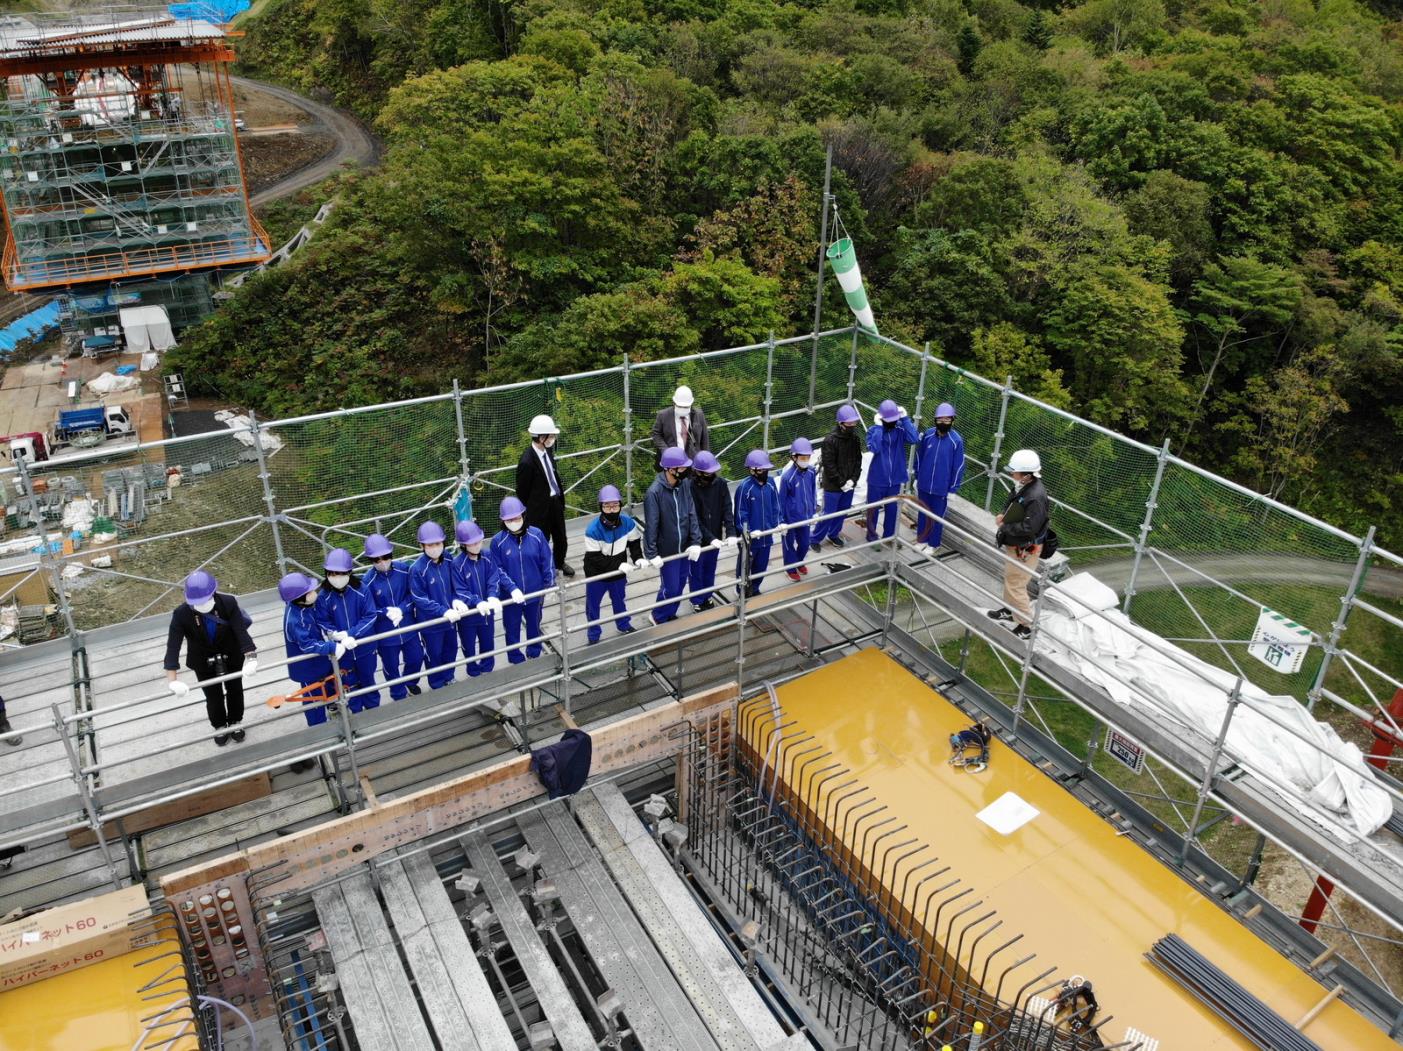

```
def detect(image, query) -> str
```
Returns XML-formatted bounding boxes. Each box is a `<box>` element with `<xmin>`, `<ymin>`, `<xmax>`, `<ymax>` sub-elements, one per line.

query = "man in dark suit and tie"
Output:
<box><xmin>516</xmin><ymin>414</ymin><xmax>575</xmax><ymax>576</ymax></box>
<box><xmin>650</xmin><ymin>385</ymin><xmax>710</xmax><ymax>465</ymax></box>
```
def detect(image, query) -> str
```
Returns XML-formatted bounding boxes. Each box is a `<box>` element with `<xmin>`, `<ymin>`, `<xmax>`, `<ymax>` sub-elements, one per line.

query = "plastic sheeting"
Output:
<box><xmin>118</xmin><ymin>306</ymin><xmax>175</xmax><ymax>353</ymax></box>
<box><xmin>1036</xmin><ymin>574</ymin><xmax>1392</xmax><ymax>839</ymax></box>
<box><xmin>168</xmin><ymin>0</ymin><xmax>250</xmax><ymax>21</ymax></box>
<box><xmin>73</xmin><ymin>71</ymin><xmax>135</xmax><ymax>127</ymax></box>
<box><xmin>86</xmin><ymin>372</ymin><xmax>140</xmax><ymax>394</ymax></box>
<box><xmin>214</xmin><ymin>410</ymin><xmax>283</xmax><ymax>453</ymax></box>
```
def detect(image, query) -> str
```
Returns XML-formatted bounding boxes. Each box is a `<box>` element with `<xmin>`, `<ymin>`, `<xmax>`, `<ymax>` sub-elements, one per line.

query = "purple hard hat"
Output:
<box><xmin>456</xmin><ymin>520</ymin><xmax>485</xmax><ymax>545</ymax></box>
<box><xmin>790</xmin><ymin>437</ymin><xmax>813</xmax><ymax>456</ymax></box>
<box><xmin>324</xmin><ymin>548</ymin><xmax>354</xmax><ymax>573</ymax></box>
<box><xmin>363</xmin><ymin>533</ymin><xmax>393</xmax><ymax>559</ymax></box>
<box><xmin>417</xmin><ymin>521</ymin><xmax>446</xmax><ymax>545</ymax></box>
<box><xmin>692</xmin><ymin>451</ymin><xmax>720</xmax><ymax>474</ymax></box>
<box><xmin>598</xmin><ymin>484</ymin><xmax>623</xmax><ymax>504</ymax></box>
<box><xmin>278</xmin><ymin>572</ymin><xmax>316</xmax><ymax>604</ymax></box>
<box><xmin>878</xmin><ymin>399</ymin><xmax>900</xmax><ymax>422</ymax></box>
<box><xmin>499</xmin><ymin>496</ymin><xmax>526</xmax><ymax>520</ymax></box>
<box><xmin>744</xmin><ymin>449</ymin><xmax>774</xmax><ymax>471</ymax></box>
<box><xmin>660</xmin><ymin>447</ymin><xmax>692</xmax><ymax>470</ymax></box>
<box><xmin>935</xmin><ymin>402</ymin><xmax>957</xmax><ymax>419</ymax></box>
<box><xmin>836</xmin><ymin>404</ymin><xmax>860</xmax><ymax>425</ymax></box>
<box><xmin>184</xmin><ymin>570</ymin><xmax>217</xmax><ymax>603</ymax></box>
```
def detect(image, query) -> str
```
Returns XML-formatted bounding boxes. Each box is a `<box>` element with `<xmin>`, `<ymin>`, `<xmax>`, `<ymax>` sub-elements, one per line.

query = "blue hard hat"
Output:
<box><xmin>184</xmin><ymin>570</ymin><xmax>216</xmax><ymax>603</ymax></box>
<box><xmin>660</xmin><ymin>447</ymin><xmax>692</xmax><ymax>470</ymax></box>
<box><xmin>363</xmin><ymin>533</ymin><xmax>393</xmax><ymax>559</ymax></box>
<box><xmin>278</xmin><ymin>572</ymin><xmax>317</xmax><ymax>604</ymax></box>
<box><xmin>324</xmin><ymin>548</ymin><xmax>354</xmax><ymax>574</ymax></box>
<box><xmin>692</xmin><ymin>451</ymin><xmax>720</xmax><ymax>474</ymax></box>
<box><xmin>499</xmin><ymin>496</ymin><xmax>526</xmax><ymax>520</ymax></box>
<box><xmin>836</xmin><ymin>404</ymin><xmax>860</xmax><ymax>424</ymax></box>
<box><xmin>417</xmin><ymin>521</ymin><xmax>446</xmax><ymax>544</ymax></box>
<box><xmin>456</xmin><ymin>520</ymin><xmax>484</xmax><ymax>545</ymax></box>
<box><xmin>878</xmin><ymin>399</ymin><xmax>900</xmax><ymax>422</ymax></box>
<box><xmin>790</xmin><ymin>437</ymin><xmax>813</xmax><ymax>456</ymax></box>
<box><xmin>744</xmin><ymin>449</ymin><xmax>773</xmax><ymax>470</ymax></box>
<box><xmin>598</xmin><ymin>485</ymin><xmax>623</xmax><ymax>504</ymax></box>
<box><xmin>935</xmin><ymin>402</ymin><xmax>956</xmax><ymax>419</ymax></box>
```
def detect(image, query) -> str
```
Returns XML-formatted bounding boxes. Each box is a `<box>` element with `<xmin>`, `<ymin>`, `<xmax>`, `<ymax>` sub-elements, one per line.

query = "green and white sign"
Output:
<box><xmin>1248</xmin><ymin>606</ymin><xmax>1311</xmax><ymax>674</ymax></box>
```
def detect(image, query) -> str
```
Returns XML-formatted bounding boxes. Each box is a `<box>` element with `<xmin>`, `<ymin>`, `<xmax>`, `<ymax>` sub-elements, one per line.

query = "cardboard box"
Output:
<box><xmin>0</xmin><ymin>885</ymin><xmax>151</xmax><ymax>991</ymax></box>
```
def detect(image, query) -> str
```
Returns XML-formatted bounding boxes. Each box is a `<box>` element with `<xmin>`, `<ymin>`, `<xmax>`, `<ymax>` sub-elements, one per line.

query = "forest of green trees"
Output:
<box><xmin>170</xmin><ymin>0</ymin><xmax>1403</xmax><ymax>546</ymax></box>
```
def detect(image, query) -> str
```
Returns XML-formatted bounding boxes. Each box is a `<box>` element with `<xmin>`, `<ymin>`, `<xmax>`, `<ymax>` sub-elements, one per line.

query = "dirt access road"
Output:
<box><xmin>235</xmin><ymin>76</ymin><xmax>379</xmax><ymax>207</ymax></box>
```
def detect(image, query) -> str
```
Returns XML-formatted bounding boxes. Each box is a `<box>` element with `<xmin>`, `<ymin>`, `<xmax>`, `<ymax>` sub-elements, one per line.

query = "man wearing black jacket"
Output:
<box><xmin>164</xmin><ymin>571</ymin><xmax>257</xmax><ymax>745</ymax></box>
<box><xmin>812</xmin><ymin>404</ymin><xmax>863</xmax><ymax>550</ymax></box>
<box><xmin>987</xmin><ymin>449</ymin><xmax>1050</xmax><ymax>640</ymax></box>
<box><xmin>516</xmin><ymin>413</ymin><xmax>575</xmax><ymax>577</ymax></box>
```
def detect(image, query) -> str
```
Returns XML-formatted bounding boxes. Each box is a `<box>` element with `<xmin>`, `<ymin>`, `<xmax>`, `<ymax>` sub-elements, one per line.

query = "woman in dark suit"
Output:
<box><xmin>164</xmin><ymin>571</ymin><xmax>258</xmax><ymax>746</ymax></box>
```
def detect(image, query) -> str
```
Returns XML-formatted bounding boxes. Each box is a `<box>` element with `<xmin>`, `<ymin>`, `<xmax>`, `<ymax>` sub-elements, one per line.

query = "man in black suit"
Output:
<box><xmin>650</xmin><ymin>384</ymin><xmax>710</xmax><ymax>464</ymax></box>
<box><xmin>164</xmin><ymin>571</ymin><xmax>258</xmax><ymax>746</ymax></box>
<box><xmin>516</xmin><ymin>414</ymin><xmax>575</xmax><ymax>577</ymax></box>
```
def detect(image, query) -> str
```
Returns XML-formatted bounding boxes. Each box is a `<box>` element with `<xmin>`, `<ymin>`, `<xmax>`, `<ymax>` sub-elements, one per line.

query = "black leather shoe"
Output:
<box><xmin>406</xmin><ymin>684</ymin><xmax>422</xmax><ymax>696</ymax></box>
<box><xmin>559</xmin><ymin>564</ymin><xmax>576</xmax><ymax>578</ymax></box>
<box><xmin>693</xmin><ymin>598</ymin><xmax>717</xmax><ymax>612</ymax></box>
<box><xmin>618</xmin><ymin>625</ymin><xmax>637</xmax><ymax>634</ymax></box>
<box><xmin>231</xmin><ymin>727</ymin><xmax>246</xmax><ymax>743</ymax></box>
<box><xmin>214</xmin><ymin>732</ymin><xmax>230</xmax><ymax>747</ymax></box>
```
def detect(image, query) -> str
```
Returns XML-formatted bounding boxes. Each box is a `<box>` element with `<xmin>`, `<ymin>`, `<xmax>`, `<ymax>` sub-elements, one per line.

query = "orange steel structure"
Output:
<box><xmin>0</xmin><ymin>10</ymin><xmax>269</xmax><ymax>292</ymax></box>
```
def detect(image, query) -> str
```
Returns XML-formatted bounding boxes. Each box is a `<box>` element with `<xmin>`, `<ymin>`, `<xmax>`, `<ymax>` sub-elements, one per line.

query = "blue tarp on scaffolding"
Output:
<box><xmin>0</xmin><ymin>300</ymin><xmax>60</xmax><ymax>354</ymax></box>
<box><xmin>167</xmin><ymin>0</ymin><xmax>250</xmax><ymax>22</ymax></box>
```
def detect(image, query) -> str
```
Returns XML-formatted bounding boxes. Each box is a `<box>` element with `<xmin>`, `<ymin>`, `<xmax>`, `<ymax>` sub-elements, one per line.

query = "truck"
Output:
<box><xmin>0</xmin><ymin>404</ymin><xmax>134</xmax><ymax>463</ymax></box>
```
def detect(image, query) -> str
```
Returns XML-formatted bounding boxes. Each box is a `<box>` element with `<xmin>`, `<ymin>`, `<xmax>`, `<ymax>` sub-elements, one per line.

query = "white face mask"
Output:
<box><xmin>504</xmin><ymin>517</ymin><xmax>525</xmax><ymax>534</ymax></box>
<box><xmin>191</xmin><ymin>597</ymin><xmax>215</xmax><ymax>614</ymax></box>
<box><xmin>795</xmin><ymin>457</ymin><xmax>810</xmax><ymax>470</ymax></box>
<box><xmin>327</xmin><ymin>573</ymin><xmax>350</xmax><ymax>589</ymax></box>
<box><xmin>423</xmin><ymin>543</ymin><xmax>444</xmax><ymax>560</ymax></box>
<box><xmin>466</xmin><ymin>542</ymin><xmax>483</xmax><ymax>555</ymax></box>
<box><xmin>373</xmin><ymin>557</ymin><xmax>392</xmax><ymax>572</ymax></box>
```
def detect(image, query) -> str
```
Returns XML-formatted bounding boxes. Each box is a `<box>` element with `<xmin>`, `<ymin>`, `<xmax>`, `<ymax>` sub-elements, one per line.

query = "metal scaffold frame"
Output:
<box><xmin>0</xmin><ymin>326</ymin><xmax>1400</xmax><ymax>1035</ymax></box>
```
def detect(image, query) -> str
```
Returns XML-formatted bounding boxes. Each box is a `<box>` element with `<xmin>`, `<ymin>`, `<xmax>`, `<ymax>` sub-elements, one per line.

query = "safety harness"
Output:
<box><xmin>947</xmin><ymin>722</ymin><xmax>993</xmax><ymax>773</ymax></box>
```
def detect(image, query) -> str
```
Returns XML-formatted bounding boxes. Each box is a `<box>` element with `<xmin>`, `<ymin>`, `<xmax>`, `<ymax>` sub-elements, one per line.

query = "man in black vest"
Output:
<box><xmin>164</xmin><ymin>571</ymin><xmax>258</xmax><ymax>745</ymax></box>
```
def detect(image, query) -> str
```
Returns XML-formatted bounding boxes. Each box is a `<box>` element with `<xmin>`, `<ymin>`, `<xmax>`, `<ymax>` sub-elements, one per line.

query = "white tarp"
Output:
<box><xmin>214</xmin><ymin>410</ymin><xmax>283</xmax><ymax>453</ymax></box>
<box><xmin>139</xmin><ymin>352</ymin><xmax>160</xmax><ymax>372</ymax></box>
<box><xmin>73</xmin><ymin>70</ymin><xmax>135</xmax><ymax>127</ymax></box>
<box><xmin>1036</xmin><ymin>573</ymin><xmax>1392</xmax><ymax>839</ymax></box>
<box><xmin>86</xmin><ymin>371</ymin><xmax>139</xmax><ymax>394</ymax></box>
<box><xmin>118</xmin><ymin>305</ymin><xmax>175</xmax><ymax>353</ymax></box>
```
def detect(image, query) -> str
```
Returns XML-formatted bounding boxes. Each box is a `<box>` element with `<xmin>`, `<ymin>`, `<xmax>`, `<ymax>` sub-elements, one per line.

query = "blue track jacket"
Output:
<box><xmin>454</xmin><ymin>548</ymin><xmax>503</xmax><ymax>608</ymax></box>
<box><xmin>410</xmin><ymin>554</ymin><xmax>473</xmax><ymax>627</ymax></box>
<box><xmin>644</xmin><ymin>475</ymin><xmax>702</xmax><ymax>558</ymax></box>
<box><xmin>780</xmin><ymin>463</ymin><xmax>817</xmax><ymax>523</ymax></box>
<box><xmin>733</xmin><ymin>476</ymin><xmax>781</xmax><ymax>533</ymax></box>
<box><xmin>491</xmin><ymin>527</ymin><xmax>555</xmax><ymax>597</ymax></box>
<box><xmin>283</xmin><ymin>602</ymin><xmax>335</xmax><ymax>684</ymax></box>
<box><xmin>315</xmin><ymin>579</ymin><xmax>379</xmax><ymax>641</ymax></box>
<box><xmin>915</xmin><ymin>427</ymin><xmax>966</xmax><ymax>496</ymax></box>
<box><xmin>866</xmin><ymin>418</ymin><xmax>918</xmax><ymax>489</ymax></box>
<box><xmin>361</xmin><ymin>560</ymin><xmax>418</xmax><ymax>638</ymax></box>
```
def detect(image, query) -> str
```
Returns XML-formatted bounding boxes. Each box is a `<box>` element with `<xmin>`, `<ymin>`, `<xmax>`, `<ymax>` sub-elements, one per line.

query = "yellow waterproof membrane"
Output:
<box><xmin>743</xmin><ymin>649</ymin><xmax>1394</xmax><ymax>1049</ymax></box>
<box><xmin>0</xmin><ymin>945</ymin><xmax>200</xmax><ymax>1051</ymax></box>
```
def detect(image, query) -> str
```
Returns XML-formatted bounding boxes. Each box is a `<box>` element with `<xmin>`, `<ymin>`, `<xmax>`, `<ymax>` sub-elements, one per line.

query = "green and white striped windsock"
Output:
<box><xmin>826</xmin><ymin>237</ymin><xmax>877</xmax><ymax>333</ymax></box>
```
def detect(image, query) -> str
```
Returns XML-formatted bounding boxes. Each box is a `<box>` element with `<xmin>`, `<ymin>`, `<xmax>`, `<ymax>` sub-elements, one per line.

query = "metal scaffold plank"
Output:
<box><xmin>312</xmin><ymin>872</ymin><xmax>436</xmax><ymax>1051</ymax></box>
<box><xmin>521</xmin><ymin>804</ymin><xmax>719</xmax><ymax>1051</ymax></box>
<box><xmin>460</xmin><ymin>833</ymin><xmax>597</xmax><ymax>1051</ymax></box>
<box><xmin>379</xmin><ymin>852</ymin><xmax>516</xmax><ymax>1051</ymax></box>
<box><xmin>577</xmin><ymin>782</ymin><xmax>789</xmax><ymax>1049</ymax></box>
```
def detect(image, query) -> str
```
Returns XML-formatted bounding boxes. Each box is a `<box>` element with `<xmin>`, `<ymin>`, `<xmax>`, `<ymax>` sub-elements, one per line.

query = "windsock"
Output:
<box><xmin>826</xmin><ymin>237</ymin><xmax>877</xmax><ymax>333</ymax></box>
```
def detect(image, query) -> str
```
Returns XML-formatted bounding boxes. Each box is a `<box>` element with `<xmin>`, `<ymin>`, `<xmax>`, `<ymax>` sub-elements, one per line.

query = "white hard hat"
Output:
<box><xmin>1006</xmin><ymin>449</ymin><xmax>1041</xmax><ymax>475</ymax></box>
<box><xmin>528</xmin><ymin>414</ymin><xmax>558</xmax><ymax>436</ymax></box>
<box><xmin>673</xmin><ymin>385</ymin><xmax>694</xmax><ymax>408</ymax></box>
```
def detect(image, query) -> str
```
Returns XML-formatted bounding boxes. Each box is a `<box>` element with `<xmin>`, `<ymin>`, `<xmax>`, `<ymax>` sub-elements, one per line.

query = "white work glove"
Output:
<box><xmin>342</xmin><ymin>634</ymin><xmax>358</xmax><ymax>650</ymax></box>
<box><xmin>842</xmin><ymin>479</ymin><xmax>855</xmax><ymax>493</ymax></box>
<box><xmin>510</xmin><ymin>588</ymin><xmax>526</xmax><ymax>604</ymax></box>
<box><xmin>334</xmin><ymin>641</ymin><xmax>347</xmax><ymax>661</ymax></box>
<box><xmin>685</xmin><ymin>545</ymin><xmax>702</xmax><ymax>562</ymax></box>
<box><xmin>241</xmin><ymin>657</ymin><xmax>259</xmax><ymax>680</ymax></box>
<box><xmin>167</xmin><ymin>679</ymin><xmax>189</xmax><ymax>696</ymax></box>
<box><xmin>443</xmin><ymin>606</ymin><xmax>462</xmax><ymax>623</ymax></box>
<box><xmin>451</xmin><ymin>598</ymin><xmax>470</xmax><ymax>615</ymax></box>
<box><xmin>710</xmin><ymin>538</ymin><xmax>725</xmax><ymax>550</ymax></box>
<box><xmin>724</xmin><ymin>536</ymin><xmax>739</xmax><ymax>549</ymax></box>
<box><xmin>475</xmin><ymin>600</ymin><xmax>491</xmax><ymax>616</ymax></box>
<box><xmin>898</xmin><ymin>405</ymin><xmax>908</xmax><ymax>418</ymax></box>
<box><xmin>634</xmin><ymin>558</ymin><xmax>649</xmax><ymax>569</ymax></box>
<box><xmin>486</xmin><ymin>596</ymin><xmax>503</xmax><ymax>616</ymax></box>
<box><xmin>649</xmin><ymin>556</ymin><xmax>664</xmax><ymax>569</ymax></box>
<box><xmin>331</xmin><ymin>629</ymin><xmax>349</xmax><ymax>643</ymax></box>
<box><xmin>872</xmin><ymin>411</ymin><xmax>882</xmax><ymax>426</ymax></box>
<box><xmin>386</xmin><ymin>606</ymin><xmax>404</xmax><ymax>627</ymax></box>
<box><xmin>621</xmin><ymin>561</ymin><xmax>636</xmax><ymax>578</ymax></box>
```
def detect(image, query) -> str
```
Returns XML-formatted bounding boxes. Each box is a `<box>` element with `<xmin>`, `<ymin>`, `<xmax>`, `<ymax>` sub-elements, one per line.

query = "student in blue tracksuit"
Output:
<box><xmin>583</xmin><ymin>485</ymin><xmax>643</xmax><ymax>644</ymax></box>
<box><xmin>453</xmin><ymin>520</ymin><xmax>504</xmax><ymax>675</ymax></box>
<box><xmin>279</xmin><ymin>572</ymin><xmax>342</xmax><ymax>737</ymax></box>
<box><xmin>644</xmin><ymin>447</ymin><xmax>703</xmax><ymax>624</ymax></box>
<box><xmin>409</xmin><ymin>521</ymin><xmax>474</xmax><ymax>688</ymax></box>
<box><xmin>733</xmin><ymin>449</ymin><xmax>781</xmax><ymax>597</ymax></box>
<box><xmin>688</xmin><ymin>451</ymin><xmax>736</xmax><ymax>612</ymax></box>
<box><xmin>779</xmin><ymin>438</ymin><xmax>818</xmax><ymax>581</ymax></box>
<box><xmin>360</xmin><ymin>533</ymin><xmax>424</xmax><ymax>699</ymax></box>
<box><xmin>315</xmin><ymin>548</ymin><xmax>381</xmax><ymax>711</ymax></box>
<box><xmin>491</xmin><ymin>496</ymin><xmax>555</xmax><ymax>662</ymax></box>
<box><xmin>865</xmin><ymin>398</ymin><xmax>918</xmax><ymax>541</ymax></box>
<box><xmin>914</xmin><ymin>402</ymin><xmax>966</xmax><ymax>554</ymax></box>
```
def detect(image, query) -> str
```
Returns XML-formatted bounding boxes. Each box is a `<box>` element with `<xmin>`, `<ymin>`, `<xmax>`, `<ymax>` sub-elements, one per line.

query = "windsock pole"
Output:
<box><xmin>808</xmin><ymin>143</ymin><xmax>834</xmax><ymax>408</ymax></box>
